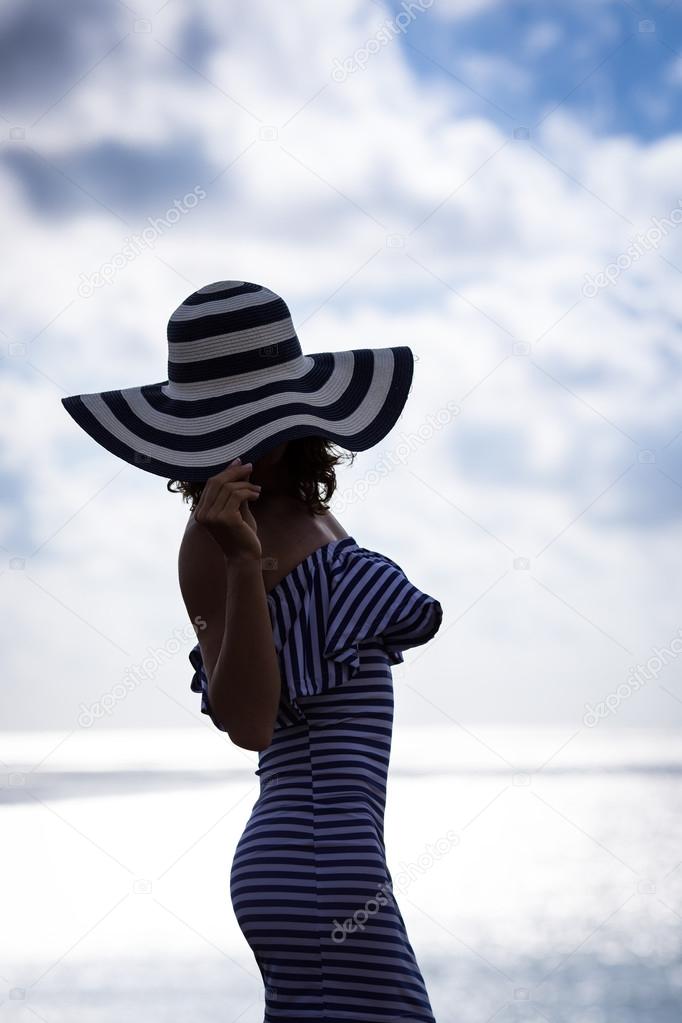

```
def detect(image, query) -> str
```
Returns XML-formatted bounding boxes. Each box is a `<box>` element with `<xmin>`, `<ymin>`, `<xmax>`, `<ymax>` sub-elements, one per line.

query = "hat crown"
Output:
<box><xmin>166</xmin><ymin>281</ymin><xmax>303</xmax><ymax>395</ymax></box>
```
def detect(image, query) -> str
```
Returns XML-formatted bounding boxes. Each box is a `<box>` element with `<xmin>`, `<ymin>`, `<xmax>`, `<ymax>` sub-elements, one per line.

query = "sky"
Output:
<box><xmin>1</xmin><ymin>0</ymin><xmax>682</xmax><ymax>732</ymax></box>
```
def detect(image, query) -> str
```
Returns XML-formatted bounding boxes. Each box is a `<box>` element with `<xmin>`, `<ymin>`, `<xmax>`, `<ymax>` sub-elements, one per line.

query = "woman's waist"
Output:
<box><xmin>253</xmin><ymin>772</ymin><xmax>387</xmax><ymax>816</ymax></box>
<box><xmin>255</xmin><ymin>759</ymin><xmax>389</xmax><ymax>795</ymax></box>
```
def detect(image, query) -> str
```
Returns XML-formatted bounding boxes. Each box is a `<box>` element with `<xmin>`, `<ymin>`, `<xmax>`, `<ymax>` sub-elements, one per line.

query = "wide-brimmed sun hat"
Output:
<box><xmin>61</xmin><ymin>280</ymin><xmax>415</xmax><ymax>482</ymax></box>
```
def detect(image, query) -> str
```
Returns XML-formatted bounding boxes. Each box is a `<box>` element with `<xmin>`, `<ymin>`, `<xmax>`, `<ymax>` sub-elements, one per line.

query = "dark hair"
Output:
<box><xmin>166</xmin><ymin>436</ymin><xmax>356</xmax><ymax>515</ymax></box>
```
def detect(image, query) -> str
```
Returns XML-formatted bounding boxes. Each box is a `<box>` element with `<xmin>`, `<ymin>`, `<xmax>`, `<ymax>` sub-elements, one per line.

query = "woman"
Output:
<box><xmin>62</xmin><ymin>280</ymin><xmax>444</xmax><ymax>1021</ymax></box>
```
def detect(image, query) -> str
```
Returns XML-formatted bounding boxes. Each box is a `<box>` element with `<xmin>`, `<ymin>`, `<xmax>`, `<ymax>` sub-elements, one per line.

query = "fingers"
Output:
<box><xmin>197</xmin><ymin>459</ymin><xmax>252</xmax><ymax>498</ymax></box>
<box><xmin>210</xmin><ymin>458</ymin><xmax>253</xmax><ymax>484</ymax></box>
<box><xmin>196</xmin><ymin>483</ymin><xmax>259</xmax><ymax>523</ymax></box>
<box><xmin>194</xmin><ymin>459</ymin><xmax>256</xmax><ymax>519</ymax></box>
<box><xmin>211</xmin><ymin>482</ymin><xmax>260</xmax><ymax>519</ymax></box>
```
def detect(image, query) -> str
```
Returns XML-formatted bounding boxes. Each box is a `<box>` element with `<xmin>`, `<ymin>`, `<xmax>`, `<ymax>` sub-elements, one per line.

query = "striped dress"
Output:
<box><xmin>189</xmin><ymin>535</ymin><xmax>443</xmax><ymax>1022</ymax></box>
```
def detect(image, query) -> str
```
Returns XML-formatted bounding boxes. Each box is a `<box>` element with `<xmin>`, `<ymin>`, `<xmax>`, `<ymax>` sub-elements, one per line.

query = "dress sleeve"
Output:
<box><xmin>267</xmin><ymin>541</ymin><xmax>443</xmax><ymax>708</ymax></box>
<box><xmin>189</xmin><ymin>642</ymin><xmax>227</xmax><ymax>732</ymax></box>
<box><xmin>323</xmin><ymin>543</ymin><xmax>443</xmax><ymax>674</ymax></box>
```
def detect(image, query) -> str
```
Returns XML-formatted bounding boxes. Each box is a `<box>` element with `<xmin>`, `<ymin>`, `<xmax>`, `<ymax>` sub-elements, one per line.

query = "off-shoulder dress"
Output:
<box><xmin>189</xmin><ymin>534</ymin><xmax>443</xmax><ymax>1022</ymax></box>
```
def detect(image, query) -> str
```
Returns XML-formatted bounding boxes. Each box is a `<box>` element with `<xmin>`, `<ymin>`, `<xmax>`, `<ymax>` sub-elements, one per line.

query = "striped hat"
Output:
<box><xmin>61</xmin><ymin>280</ymin><xmax>415</xmax><ymax>482</ymax></box>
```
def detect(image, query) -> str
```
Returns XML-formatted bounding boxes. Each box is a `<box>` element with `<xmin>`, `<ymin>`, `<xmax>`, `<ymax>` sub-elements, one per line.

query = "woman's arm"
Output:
<box><xmin>178</xmin><ymin>461</ymin><xmax>281</xmax><ymax>751</ymax></box>
<box><xmin>214</xmin><ymin>554</ymin><xmax>281</xmax><ymax>750</ymax></box>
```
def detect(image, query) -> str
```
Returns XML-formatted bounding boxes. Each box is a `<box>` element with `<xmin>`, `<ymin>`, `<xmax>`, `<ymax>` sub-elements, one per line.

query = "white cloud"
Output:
<box><xmin>427</xmin><ymin>0</ymin><xmax>503</xmax><ymax>20</ymax></box>
<box><xmin>524</xmin><ymin>20</ymin><xmax>563</xmax><ymax>55</ymax></box>
<box><xmin>665</xmin><ymin>56</ymin><xmax>682</xmax><ymax>87</ymax></box>
<box><xmin>455</xmin><ymin>53</ymin><xmax>532</xmax><ymax>100</ymax></box>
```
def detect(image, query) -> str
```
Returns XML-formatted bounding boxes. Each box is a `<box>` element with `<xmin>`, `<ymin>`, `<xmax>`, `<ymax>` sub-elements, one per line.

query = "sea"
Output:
<box><xmin>2</xmin><ymin>725</ymin><xmax>681</xmax><ymax>1022</ymax></box>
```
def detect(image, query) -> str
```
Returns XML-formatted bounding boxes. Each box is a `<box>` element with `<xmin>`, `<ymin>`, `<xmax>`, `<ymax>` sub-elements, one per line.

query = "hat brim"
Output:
<box><xmin>61</xmin><ymin>347</ymin><xmax>414</xmax><ymax>482</ymax></box>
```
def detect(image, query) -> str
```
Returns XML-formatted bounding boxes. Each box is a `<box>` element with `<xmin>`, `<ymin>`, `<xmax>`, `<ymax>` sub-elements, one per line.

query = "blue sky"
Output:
<box><xmin>400</xmin><ymin>0</ymin><xmax>682</xmax><ymax>140</ymax></box>
<box><xmin>1</xmin><ymin>0</ymin><xmax>681</xmax><ymax>732</ymax></box>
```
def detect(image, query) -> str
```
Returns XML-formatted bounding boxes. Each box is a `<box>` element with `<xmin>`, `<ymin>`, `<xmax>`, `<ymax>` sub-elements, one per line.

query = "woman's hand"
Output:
<box><xmin>192</xmin><ymin>459</ymin><xmax>262</xmax><ymax>563</ymax></box>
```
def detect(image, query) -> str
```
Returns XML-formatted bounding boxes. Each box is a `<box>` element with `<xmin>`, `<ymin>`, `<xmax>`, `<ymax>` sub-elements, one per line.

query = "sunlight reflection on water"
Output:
<box><xmin>3</xmin><ymin>727</ymin><xmax>681</xmax><ymax>1022</ymax></box>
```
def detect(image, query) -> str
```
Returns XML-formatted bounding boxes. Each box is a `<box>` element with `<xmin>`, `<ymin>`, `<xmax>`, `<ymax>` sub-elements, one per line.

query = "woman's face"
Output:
<box><xmin>247</xmin><ymin>441</ymin><xmax>290</xmax><ymax>488</ymax></box>
<box><xmin>252</xmin><ymin>441</ymin><xmax>288</xmax><ymax>469</ymax></box>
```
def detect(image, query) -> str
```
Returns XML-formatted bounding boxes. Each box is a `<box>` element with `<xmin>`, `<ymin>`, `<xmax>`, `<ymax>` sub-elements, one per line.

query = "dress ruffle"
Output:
<box><xmin>188</xmin><ymin>537</ymin><xmax>443</xmax><ymax>727</ymax></box>
<box><xmin>189</xmin><ymin>642</ymin><xmax>227</xmax><ymax>731</ymax></box>
<box><xmin>265</xmin><ymin>539</ymin><xmax>442</xmax><ymax>708</ymax></box>
<box><xmin>324</xmin><ymin>542</ymin><xmax>443</xmax><ymax>672</ymax></box>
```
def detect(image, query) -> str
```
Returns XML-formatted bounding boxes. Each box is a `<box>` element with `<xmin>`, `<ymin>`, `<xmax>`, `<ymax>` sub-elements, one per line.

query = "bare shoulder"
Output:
<box><xmin>178</xmin><ymin>512</ymin><xmax>226</xmax><ymax>680</ymax></box>
<box><xmin>257</xmin><ymin>507</ymin><xmax>349</xmax><ymax>588</ymax></box>
<box><xmin>179</xmin><ymin>510</ymin><xmax>223</xmax><ymax>575</ymax></box>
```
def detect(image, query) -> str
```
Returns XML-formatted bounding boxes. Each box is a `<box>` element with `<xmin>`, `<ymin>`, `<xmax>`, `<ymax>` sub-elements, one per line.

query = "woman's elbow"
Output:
<box><xmin>209</xmin><ymin>678</ymin><xmax>279</xmax><ymax>752</ymax></box>
<box><xmin>210</xmin><ymin>698</ymin><xmax>274</xmax><ymax>750</ymax></box>
<box><xmin>228</xmin><ymin>726</ymin><xmax>274</xmax><ymax>752</ymax></box>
